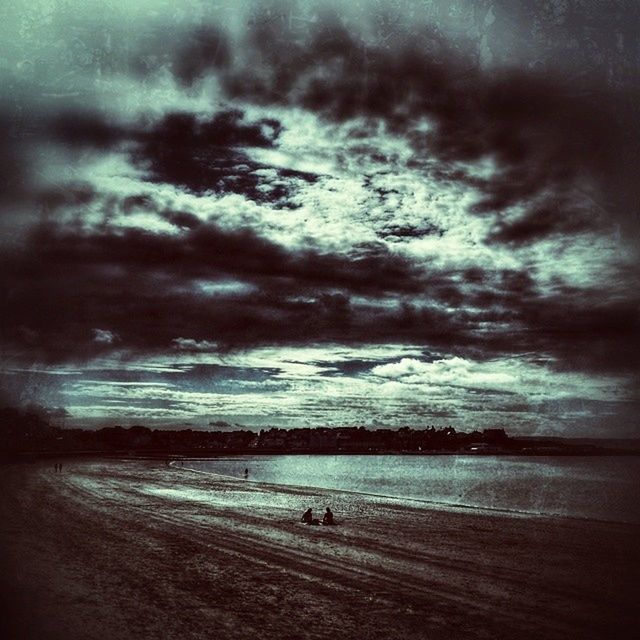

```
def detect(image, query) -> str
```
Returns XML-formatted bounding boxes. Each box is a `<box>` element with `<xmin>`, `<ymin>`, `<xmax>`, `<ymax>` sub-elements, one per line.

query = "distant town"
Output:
<box><xmin>1</xmin><ymin>406</ymin><xmax>638</xmax><ymax>459</ymax></box>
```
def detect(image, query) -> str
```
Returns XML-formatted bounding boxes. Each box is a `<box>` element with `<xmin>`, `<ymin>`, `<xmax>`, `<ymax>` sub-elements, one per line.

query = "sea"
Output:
<box><xmin>187</xmin><ymin>454</ymin><xmax>640</xmax><ymax>524</ymax></box>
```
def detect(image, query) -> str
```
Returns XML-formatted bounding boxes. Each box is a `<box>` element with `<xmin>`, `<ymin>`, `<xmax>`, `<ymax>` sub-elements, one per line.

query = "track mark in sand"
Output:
<box><xmin>51</xmin><ymin>464</ymin><xmax>637</xmax><ymax>640</ymax></box>
<box><xmin>57</xmin><ymin>469</ymin><xmax>588</xmax><ymax>639</ymax></box>
<box><xmin>78</xmin><ymin>472</ymin><xmax>603</xmax><ymax>620</ymax></box>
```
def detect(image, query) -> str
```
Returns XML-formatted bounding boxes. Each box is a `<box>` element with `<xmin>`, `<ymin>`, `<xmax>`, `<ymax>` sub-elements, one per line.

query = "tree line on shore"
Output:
<box><xmin>0</xmin><ymin>405</ymin><xmax>626</xmax><ymax>457</ymax></box>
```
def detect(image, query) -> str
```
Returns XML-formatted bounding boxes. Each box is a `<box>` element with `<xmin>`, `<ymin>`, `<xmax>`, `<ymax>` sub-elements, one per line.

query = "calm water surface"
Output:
<box><xmin>188</xmin><ymin>455</ymin><xmax>640</xmax><ymax>524</ymax></box>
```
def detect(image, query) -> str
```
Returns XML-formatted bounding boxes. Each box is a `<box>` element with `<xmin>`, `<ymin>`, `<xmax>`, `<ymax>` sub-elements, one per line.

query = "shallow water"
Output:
<box><xmin>187</xmin><ymin>455</ymin><xmax>640</xmax><ymax>524</ymax></box>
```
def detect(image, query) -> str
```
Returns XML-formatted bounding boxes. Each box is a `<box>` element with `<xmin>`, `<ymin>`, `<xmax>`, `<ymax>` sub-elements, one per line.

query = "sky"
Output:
<box><xmin>1</xmin><ymin>0</ymin><xmax>639</xmax><ymax>436</ymax></box>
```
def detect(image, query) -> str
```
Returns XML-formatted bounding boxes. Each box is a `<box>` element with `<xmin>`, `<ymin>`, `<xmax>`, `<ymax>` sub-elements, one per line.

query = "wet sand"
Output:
<box><xmin>0</xmin><ymin>459</ymin><xmax>638</xmax><ymax>640</ymax></box>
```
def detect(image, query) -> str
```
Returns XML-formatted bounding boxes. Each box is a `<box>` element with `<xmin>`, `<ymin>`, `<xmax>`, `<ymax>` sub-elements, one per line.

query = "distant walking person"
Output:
<box><xmin>322</xmin><ymin>506</ymin><xmax>335</xmax><ymax>525</ymax></box>
<box><xmin>244</xmin><ymin>467</ymin><xmax>249</xmax><ymax>479</ymax></box>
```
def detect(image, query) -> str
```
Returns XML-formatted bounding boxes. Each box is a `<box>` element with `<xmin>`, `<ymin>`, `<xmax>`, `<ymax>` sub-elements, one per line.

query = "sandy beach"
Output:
<box><xmin>0</xmin><ymin>459</ymin><xmax>638</xmax><ymax>640</ymax></box>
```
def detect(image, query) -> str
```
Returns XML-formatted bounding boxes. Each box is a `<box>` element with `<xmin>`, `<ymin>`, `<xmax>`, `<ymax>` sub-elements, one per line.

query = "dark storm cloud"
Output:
<box><xmin>486</xmin><ymin>199</ymin><xmax>595</xmax><ymax>246</ymax></box>
<box><xmin>132</xmin><ymin>110</ymin><xmax>317</xmax><ymax>205</ymax></box>
<box><xmin>43</xmin><ymin>107</ymin><xmax>317</xmax><ymax>207</ymax></box>
<box><xmin>43</xmin><ymin>106</ymin><xmax>272</xmax><ymax>153</ymax></box>
<box><xmin>0</xmin><ymin>103</ymin><xmax>318</xmax><ymax>211</ymax></box>
<box><xmin>2</xmin><ymin>216</ymin><xmax>637</xmax><ymax>376</ymax></box>
<box><xmin>38</xmin><ymin>183</ymin><xmax>97</xmax><ymax>214</ymax></box>
<box><xmin>144</xmin><ymin>109</ymin><xmax>282</xmax><ymax>150</ymax></box>
<box><xmin>0</xmin><ymin>119</ymin><xmax>30</xmax><ymax>205</ymax></box>
<box><xmin>0</xmin><ymin>104</ymin><xmax>45</xmax><ymax>208</ymax></box>
<box><xmin>0</xmin><ymin>102</ymin><xmax>127</xmax><ymax>220</ymax></box>
<box><xmin>48</xmin><ymin>111</ymin><xmax>129</xmax><ymax>149</ymax></box>
<box><xmin>0</xmin><ymin>220</ymin><xmax>427</xmax><ymax>360</ymax></box>
<box><xmin>212</xmin><ymin>12</ymin><xmax>640</xmax><ymax>244</ymax></box>
<box><xmin>0</xmin><ymin>222</ymin><xmax>424</xmax><ymax>358</ymax></box>
<box><xmin>514</xmin><ymin>296</ymin><xmax>640</xmax><ymax>375</ymax></box>
<box><xmin>13</xmin><ymin>221</ymin><xmax>421</xmax><ymax>294</ymax></box>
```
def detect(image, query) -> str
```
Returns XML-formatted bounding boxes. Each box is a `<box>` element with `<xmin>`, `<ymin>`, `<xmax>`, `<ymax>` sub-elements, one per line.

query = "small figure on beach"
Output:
<box><xmin>54</xmin><ymin>463</ymin><xmax>58</xmax><ymax>472</ymax></box>
<box><xmin>322</xmin><ymin>506</ymin><xmax>335</xmax><ymax>525</ymax></box>
<box><xmin>244</xmin><ymin>467</ymin><xmax>249</xmax><ymax>479</ymax></box>
<box><xmin>59</xmin><ymin>463</ymin><xmax>63</xmax><ymax>472</ymax></box>
<box><xmin>301</xmin><ymin>508</ymin><xmax>320</xmax><ymax>525</ymax></box>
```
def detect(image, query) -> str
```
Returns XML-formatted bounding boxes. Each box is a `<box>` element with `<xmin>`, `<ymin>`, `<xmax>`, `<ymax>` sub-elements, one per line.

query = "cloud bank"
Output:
<box><xmin>1</xmin><ymin>0</ymin><xmax>638</xmax><ymax>435</ymax></box>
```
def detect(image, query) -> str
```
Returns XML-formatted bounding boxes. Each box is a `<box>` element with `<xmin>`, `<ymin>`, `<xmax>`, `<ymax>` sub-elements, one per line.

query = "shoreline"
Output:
<box><xmin>177</xmin><ymin>456</ymin><xmax>640</xmax><ymax>527</ymax></box>
<box><xmin>4</xmin><ymin>449</ymin><xmax>640</xmax><ymax>463</ymax></box>
<box><xmin>1</xmin><ymin>459</ymin><xmax>638</xmax><ymax>640</ymax></box>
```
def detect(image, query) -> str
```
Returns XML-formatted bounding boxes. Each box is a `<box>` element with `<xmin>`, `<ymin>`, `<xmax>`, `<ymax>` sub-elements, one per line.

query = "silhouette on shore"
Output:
<box><xmin>301</xmin><ymin>508</ymin><xmax>320</xmax><ymax>525</ymax></box>
<box><xmin>301</xmin><ymin>507</ymin><xmax>337</xmax><ymax>526</ymax></box>
<box><xmin>322</xmin><ymin>506</ymin><xmax>335</xmax><ymax>525</ymax></box>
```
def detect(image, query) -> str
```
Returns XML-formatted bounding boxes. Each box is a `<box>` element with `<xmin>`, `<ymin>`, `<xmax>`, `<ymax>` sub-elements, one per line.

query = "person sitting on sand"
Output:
<box><xmin>322</xmin><ymin>506</ymin><xmax>335</xmax><ymax>525</ymax></box>
<box><xmin>301</xmin><ymin>508</ymin><xmax>320</xmax><ymax>525</ymax></box>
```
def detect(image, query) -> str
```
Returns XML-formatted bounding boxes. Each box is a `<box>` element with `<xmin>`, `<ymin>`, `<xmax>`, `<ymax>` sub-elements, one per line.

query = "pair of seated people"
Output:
<box><xmin>301</xmin><ymin>507</ymin><xmax>335</xmax><ymax>526</ymax></box>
